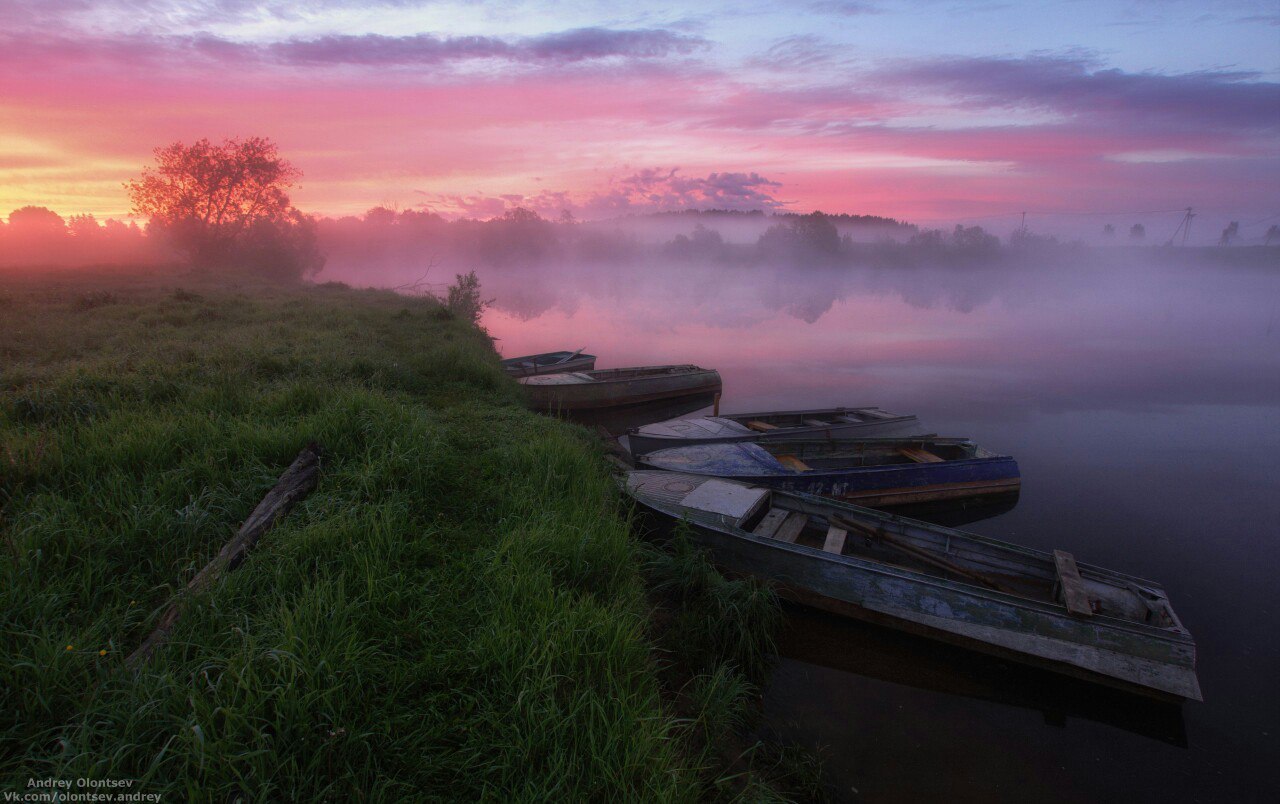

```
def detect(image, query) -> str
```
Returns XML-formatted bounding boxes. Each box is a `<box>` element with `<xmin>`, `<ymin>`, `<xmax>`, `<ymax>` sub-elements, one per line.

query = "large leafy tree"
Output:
<box><xmin>127</xmin><ymin>137</ymin><xmax>322</xmax><ymax>278</ymax></box>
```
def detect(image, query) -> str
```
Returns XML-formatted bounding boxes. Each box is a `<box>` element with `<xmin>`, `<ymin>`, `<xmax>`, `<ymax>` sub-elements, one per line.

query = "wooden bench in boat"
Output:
<box><xmin>773</xmin><ymin>511</ymin><xmax>807</xmax><ymax>543</ymax></box>
<box><xmin>899</xmin><ymin>447</ymin><xmax>944</xmax><ymax>463</ymax></box>
<box><xmin>752</xmin><ymin>508</ymin><xmax>789</xmax><ymax>538</ymax></box>
<box><xmin>1054</xmin><ymin>549</ymin><xmax>1093</xmax><ymax>617</ymax></box>
<box><xmin>753</xmin><ymin>508</ymin><xmax>807</xmax><ymax>543</ymax></box>
<box><xmin>775</xmin><ymin>454</ymin><xmax>813</xmax><ymax>472</ymax></box>
<box><xmin>823</xmin><ymin>525</ymin><xmax>847</xmax><ymax>554</ymax></box>
<box><xmin>746</xmin><ymin>420</ymin><xmax>778</xmax><ymax>432</ymax></box>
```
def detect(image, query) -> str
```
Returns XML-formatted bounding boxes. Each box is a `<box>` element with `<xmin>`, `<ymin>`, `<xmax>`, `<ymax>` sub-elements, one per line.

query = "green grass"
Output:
<box><xmin>0</xmin><ymin>271</ymin><xmax>695</xmax><ymax>799</ymax></box>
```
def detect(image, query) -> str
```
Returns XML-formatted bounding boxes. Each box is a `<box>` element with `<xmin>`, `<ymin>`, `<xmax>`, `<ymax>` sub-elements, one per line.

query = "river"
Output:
<box><xmin>472</xmin><ymin>247</ymin><xmax>1278</xmax><ymax>801</ymax></box>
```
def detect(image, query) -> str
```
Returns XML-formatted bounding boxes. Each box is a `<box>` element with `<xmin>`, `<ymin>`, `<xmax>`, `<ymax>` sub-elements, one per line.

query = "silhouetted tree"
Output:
<box><xmin>1129</xmin><ymin>223</ymin><xmax>1145</xmax><ymax>240</ymax></box>
<box><xmin>8</xmin><ymin>206</ymin><xmax>66</xmax><ymax>235</ymax></box>
<box><xmin>664</xmin><ymin>223</ymin><xmax>726</xmax><ymax>260</ymax></box>
<box><xmin>1103</xmin><ymin>224</ymin><xmax>1115</xmax><ymax>238</ymax></box>
<box><xmin>67</xmin><ymin>214</ymin><xmax>99</xmax><ymax>239</ymax></box>
<box><xmin>951</xmin><ymin>224</ymin><xmax>999</xmax><ymax>254</ymax></box>
<box><xmin>443</xmin><ymin>270</ymin><xmax>492</xmax><ymax>326</ymax></box>
<box><xmin>127</xmin><ymin>137</ymin><xmax>323</xmax><ymax>278</ymax></box>
<box><xmin>477</xmin><ymin>207</ymin><xmax>556</xmax><ymax>266</ymax></box>
<box><xmin>1218</xmin><ymin>221</ymin><xmax>1239</xmax><ymax>246</ymax></box>
<box><xmin>758</xmin><ymin>211</ymin><xmax>840</xmax><ymax>261</ymax></box>
<box><xmin>1266</xmin><ymin>225</ymin><xmax>1279</xmax><ymax>246</ymax></box>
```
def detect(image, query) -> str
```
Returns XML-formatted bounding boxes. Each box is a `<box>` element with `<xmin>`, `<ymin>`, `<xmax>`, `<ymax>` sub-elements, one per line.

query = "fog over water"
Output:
<box><xmin>325</xmin><ymin>240</ymin><xmax>1280</xmax><ymax>801</ymax></box>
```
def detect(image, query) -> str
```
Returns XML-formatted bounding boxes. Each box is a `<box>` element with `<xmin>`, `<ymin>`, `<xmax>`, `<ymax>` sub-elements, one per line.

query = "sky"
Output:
<box><xmin>1</xmin><ymin>0</ymin><xmax>1277</xmax><ymax>234</ymax></box>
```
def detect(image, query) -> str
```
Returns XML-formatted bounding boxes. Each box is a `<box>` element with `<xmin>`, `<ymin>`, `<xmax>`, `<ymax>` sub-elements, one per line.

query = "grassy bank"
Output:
<box><xmin>1</xmin><ymin>270</ymin><xmax>711</xmax><ymax>799</ymax></box>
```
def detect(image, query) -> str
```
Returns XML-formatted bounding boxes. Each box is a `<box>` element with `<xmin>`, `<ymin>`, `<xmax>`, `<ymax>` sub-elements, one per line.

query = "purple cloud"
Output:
<box><xmin>524</xmin><ymin>28</ymin><xmax>705</xmax><ymax>62</ymax></box>
<box><xmin>268</xmin><ymin>33</ymin><xmax>514</xmax><ymax>65</ymax></box>
<box><xmin>0</xmin><ymin>26</ymin><xmax>706</xmax><ymax>70</ymax></box>
<box><xmin>884</xmin><ymin>55</ymin><xmax>1280</xmax><ymax>130</ymax></box>
<box><xmin>419</xmin><ymin>169</ymin><xmax>786</xmax><ymax>219</ymax></box>
<box><xmin>808</xmin><ymin>1</ymin><xmax>882</xmax><ymax>15</ymax></box>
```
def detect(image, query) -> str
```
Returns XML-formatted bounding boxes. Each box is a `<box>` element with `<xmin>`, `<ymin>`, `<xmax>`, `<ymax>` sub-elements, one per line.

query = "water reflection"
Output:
<box><xmin>775</xmin><ymin>604</ymin><xmax>1188</xmax><ymax>748</ymax></box>
<box><xmin>471</xmin><ymin>250</ymin><xmax>1280</xmax><ymax>420</ymax></box>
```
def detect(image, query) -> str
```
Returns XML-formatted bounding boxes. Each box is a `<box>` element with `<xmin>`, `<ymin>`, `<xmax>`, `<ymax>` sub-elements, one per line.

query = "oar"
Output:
<box><xmin>555</xmin><ymin>347</ymin><xmax>586</xmax><ymax>364</ymax></box>
<box><xmin>831</xmin><ymin>514</ymin><xmax>1011</xmax><ymax>593</ymax></box>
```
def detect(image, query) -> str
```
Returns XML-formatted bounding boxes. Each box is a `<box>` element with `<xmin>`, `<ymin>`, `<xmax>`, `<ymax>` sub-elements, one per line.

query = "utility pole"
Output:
<box><xmin>1166</xmin><ymin>207</ymin><xmax>1194</xmax><ymax>246</ymax></box>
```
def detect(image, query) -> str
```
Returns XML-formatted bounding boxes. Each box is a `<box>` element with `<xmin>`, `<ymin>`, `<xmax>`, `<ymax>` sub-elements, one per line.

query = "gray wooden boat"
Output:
<box><xmin>626</xmin><ymin>406</ymin><xmax>925</xmax><ymax>454</ymax></box>
<box><xmin>625</xmin><ymin>470</ymin><xmax>1201</xmax><ymax>701</ymax></box>
<box><xmin>520</xmin><ymin>365</ymin><xmax>722</xmax><ymax>411</ymax></box>
<box><xmin>501</xmin><ymin>349</ymin><xmax>596</xmax><ymax>377</ymax></box>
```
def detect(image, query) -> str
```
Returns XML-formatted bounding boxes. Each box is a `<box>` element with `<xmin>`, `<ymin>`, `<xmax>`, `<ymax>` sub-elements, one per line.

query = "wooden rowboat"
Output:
<box><xmin>625</xmin><ymin>470</ymin><xmax>1201</xmax><ymax>701</ymax></box>
<box><xmin>634</xmin><ymin>436</ymin><xmax>1020</xmax><ymax>508</ymax></box>
<box><xmin>501</xmin><ymin>349</ymin><xmax>596</xmax><ymax>377</ymax></box>
<box><xmin>625</xmin><ymin>406</ymin><xmax>925</xmax><ymax>454</ymax></box>
<box><xmin>520</xmin><ymin>365</ymin><xmax>722</xmax><ymax>411</ymax></box>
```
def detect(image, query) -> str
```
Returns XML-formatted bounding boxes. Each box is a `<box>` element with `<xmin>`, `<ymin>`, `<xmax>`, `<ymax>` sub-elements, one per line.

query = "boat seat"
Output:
<box><xmin>772</xmin><ymin>512</ymin><xmax>808</xmax><ymax>543</ymax></box>
<box><xmin>775</xmin><ymin>454</ymin><xmax>812</xmax><ymax>472</ymax></box>
<box><xmin>899</xmin><ymin>447</ymin><xmax>944</xmax><ymax>463</ymax></box>
<box><xmin>680</xmin><ymin>480</ymin><xmax>770</xmax><ymax>526</ymax></box>
<box><xmin>802</xmin><ymin>418</ymin><xmax>829</xmax><ymax>427</ymax></box>
<box><xmin>752</xmin><ymin>508</ymin><xmax>789</xmax><ymax>538</ymax></box>
<box><xmin>746</xmin><ymin>420</ymin><xmax>778</xmax><ymax>432</ymax></box>
<box><xmin>822</xmin><ymin>525</ymin><xmax>847</xmax><ymax>555</ymax></box>
<box><xmin>1053</xmin><ymin>550</ymin><xmax>1093</xmax><ymax>617</ymax></box>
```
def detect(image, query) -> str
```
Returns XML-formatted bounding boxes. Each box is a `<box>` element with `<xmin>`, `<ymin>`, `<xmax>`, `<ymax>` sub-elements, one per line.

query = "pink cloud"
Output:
<box><xmin>1</xmin><ymin>24</ymin><xmax>1275</xmax><ymax>224</ymax></box>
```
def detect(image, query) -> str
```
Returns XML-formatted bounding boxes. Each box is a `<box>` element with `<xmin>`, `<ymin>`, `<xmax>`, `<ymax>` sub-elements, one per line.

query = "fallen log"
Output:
<box><xmin>126</xmin><ymin>443</ymin><xmax>323</xmax><ymax>668</ymax></box>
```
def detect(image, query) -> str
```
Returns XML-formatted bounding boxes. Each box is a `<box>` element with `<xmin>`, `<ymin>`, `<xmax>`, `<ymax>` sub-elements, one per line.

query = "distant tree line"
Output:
<box><xmin>0</xmin><ymin>207</ymin><xmax>155</xmax><ymax>267</ymax></box>
<box><xmin>6</xmin><ymin>137</ymin><xmax>1273</xmax><ymax>277</ymax></box>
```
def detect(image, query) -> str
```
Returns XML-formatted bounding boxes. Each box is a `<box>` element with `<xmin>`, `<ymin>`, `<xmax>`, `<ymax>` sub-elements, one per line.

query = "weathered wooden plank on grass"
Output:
<box><xmin>1054</xmin><ymin>549</ymin><xmax>1094</xmax><ymax>618</ymax></box>
<box><xmin>127</xmin><ymin>443</ymin><xmax>324</xmax><ymax>668</ymax></box>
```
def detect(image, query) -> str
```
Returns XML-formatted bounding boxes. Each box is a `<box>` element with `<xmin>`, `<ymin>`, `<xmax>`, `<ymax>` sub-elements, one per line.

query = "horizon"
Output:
<box><xmin>2</xmin><ymin>1</ymin><xmax>1278</xmax><ymax>243</ymax></box>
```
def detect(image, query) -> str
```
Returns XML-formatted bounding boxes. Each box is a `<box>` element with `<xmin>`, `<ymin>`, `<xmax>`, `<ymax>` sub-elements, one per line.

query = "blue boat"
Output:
<box><xmin>633</xmin><ymin>436</ymin><xmax>1020</xmax><ymax>507</ymax></box>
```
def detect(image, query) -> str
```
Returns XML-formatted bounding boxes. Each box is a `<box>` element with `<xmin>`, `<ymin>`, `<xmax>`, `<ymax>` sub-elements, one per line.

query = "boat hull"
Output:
<box><xmin>627</xmin><ymin>478</ymin><xmax>1200</xmax><ymax>701</ymax></box>
<box><xmin>522</xmin><ymin>366</ymin><xmax>722</xmax><ymax>411</ymax></box>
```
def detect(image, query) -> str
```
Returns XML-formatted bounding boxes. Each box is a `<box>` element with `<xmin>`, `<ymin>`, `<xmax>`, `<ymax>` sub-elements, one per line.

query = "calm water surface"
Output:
<box><xmin>471</xmin><ymin>252</ymin><xmax>1280</xmax><ymax>801</ymax></box>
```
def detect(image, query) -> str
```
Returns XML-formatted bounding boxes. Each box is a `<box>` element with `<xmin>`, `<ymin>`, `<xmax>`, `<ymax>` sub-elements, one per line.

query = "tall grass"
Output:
<box><xmin>0</xmin><ymin>272</ymin><xmax>690</xmax><ymax>799</ymax></box>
